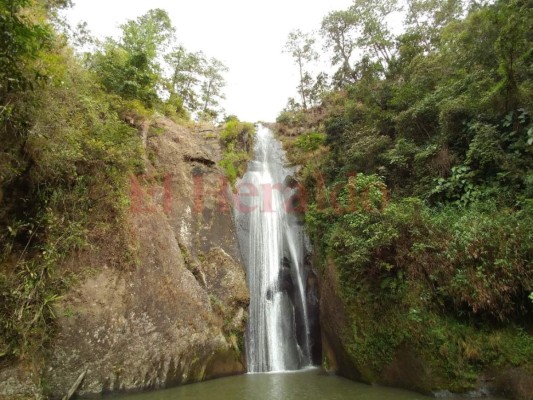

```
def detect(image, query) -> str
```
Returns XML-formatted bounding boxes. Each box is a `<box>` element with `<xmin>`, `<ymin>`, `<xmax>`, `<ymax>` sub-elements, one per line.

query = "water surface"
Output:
<box><xmin>110</xmin><ymin>369</ymin><xmax>505</xmax><ymax>400</ymax></box>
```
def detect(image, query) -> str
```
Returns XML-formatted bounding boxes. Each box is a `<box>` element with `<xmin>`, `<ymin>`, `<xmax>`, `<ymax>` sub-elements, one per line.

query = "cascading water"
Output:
<box><xmin>236</xmin><ymin>125</ymin><xmax>320</xmax><ymax>373</ymax></box>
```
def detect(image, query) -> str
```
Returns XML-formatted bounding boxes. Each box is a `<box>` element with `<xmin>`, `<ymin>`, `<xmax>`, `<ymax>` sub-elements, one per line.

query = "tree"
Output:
<box><xmin>89</xmin><ymin>9</ymin><xmax>174</xmax><ymax>107</ymax></box>
<box><xmin>165</xmin><ymin>46</ymin><xmax>206</xmax><ymax>112</ymax></box>
<box><xmin>88</xmin><ymin>8</ymin><xmax>229</xmax><ymax>116</ymax></box>
<box><xmin>321</xmin><ymin>10</ymin><xmax>359</xmax><ymax>86</ymax></box>
<box><xmin>199</xmin><ymin>57</ymin><xmax>227</xmax><ymax>120</ymax></box>
<box><xmin>405</xmin><ymin>0</ymin><xmax>464</xmax><ymax>52</ymax></box>
<box><xmin>309</xmin><ymin>72</ymin><xmax>330</xmax><ymax>105</ymax></box>
<box><xmin>350</xmin><ymin>0</ymin><xmax>400</xmax><ymax>71</ymax></box>
<box><xmin>120</xmin><ymin>8</ymin><xmax>174</xmax><ymax>61</ymax></box>
<box><xmin>283</xmin><ymin>29</ymin><xmax>318</xmax><ymax>110</ymax></box>
<box><xmin>297</xmin><ymin>71</ymin><xmax>331</xmax><ymax>109</ymax></box>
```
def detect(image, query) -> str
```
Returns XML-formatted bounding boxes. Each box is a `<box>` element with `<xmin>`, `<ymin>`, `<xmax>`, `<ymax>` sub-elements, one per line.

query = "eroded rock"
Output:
<box><xmin>33</xmin><ymin>118</ymin><xmax>249</xmax><ymax>398</ymax></box>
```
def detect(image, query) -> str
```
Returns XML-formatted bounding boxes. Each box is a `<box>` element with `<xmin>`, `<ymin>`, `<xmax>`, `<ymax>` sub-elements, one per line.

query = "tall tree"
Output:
<box><xmin>321</xmin><ymin>10</ymin><xmax>359</xmax><ymax>86</ymax></box>
<box><xmin>283</xmin><ymin>29</ymin><xmax>318</xmax><ymax>110</ymax></box>
<box><xmin>350</xmin><ymin>0</ymin><xmax>400</xmax><ymax>71</ymax></box>
<box><xmin>165</xmin><ymin>46</ymin><xmax>206</xmax><ymax>111</ymax></box>
<box><xmin>89</xmin><ymin>9</ymin><xmax>174</xmax><ymax>107</ymax></box>
<box><xmin>405</xmin><ymin>0</ymin><xmax>464</xmax><ymax>51</ymax></box>
<box><xmin>199</xmin><ymin>57</ymin><xmax>227</xmax><ymax>120</ymax></box>
<box><xmin>120</xmin><ymin>8</ymin><xmax>174</xmax><ymax>60</ymax></box>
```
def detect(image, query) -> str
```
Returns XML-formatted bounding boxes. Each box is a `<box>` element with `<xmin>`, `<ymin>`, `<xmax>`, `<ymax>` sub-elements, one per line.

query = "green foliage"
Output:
<box><xmin>318</xmin><ymin>181</ymin><xmax>532</xmax><ymax>316</ymax></box>
<box><xmin>88</xmin><ymin>9</ymin><xmax>174</xmax><ymax>108</ymax></box>
<box><xmin>431</xmin><ymin>165</ymin><xmax>479</xmax><ymax>205</ymax></box>
<box><xmin>219</xmin><ymin>118</ymin><xmax>256</xmax><ymax>186</ymax></box>
<box><xmin>0</xmin><ymin>0</ymin><xmax>53</xmax><ymax>95</ymax></box>
<box><xmin>87</xmin><ymin>9</ymin><xmax>228</xmax><ymax>119</ymax></box>
<box><xmin>307</xmin><ymin>190</ymin><xmax>533</xmax><ymax>387</ymax></box>
<box><xmin>165</xmin><ymin>46</ymin><xmax>204</xmax><ymax>112</ymax></box>
<box><xmin>0</xmin><ymin>3</ymin><xmax>144</xmax><ymax>361</ymax></box>
<box><xmin>0</xmin><ymin>0</ymin><xmax>58</xmax><ymax>147</ymax></box>
<box><xmin>120</xmin><ymin>8</ymin><xmax>173</xmax><ymax>61</ymax></box>
<box><xmin>433</xmin><ymin>202</ymin><xmax>532</xmax><ymax>321</ymax></box>
<box><xmin>276</xmin><ymin>109</ymin><xmax>307</xmax><ymax>127</ymax></box>
<box><xmin>222</xmin><ymin>118</ymin><xmax>253</xmax><ymax>141</ymax></box>
<box><xmin>90</xmin><ymin>40</ymin><xmax>161</xmax><ymax>106</ymax></box>
<box><xmin>219</xmin><ymin>148</ymin><xmax>249</xmax><ymax>187</ymax></box>
<box><xmin>163</xmin><ymin>93</ymin><xmax>189</xmax><ymax>121</ymax></box>
<box><xmin>280</xmin><ymin>0</ymin><xmax>533</xmax><ymax>386</ymax></box>
<box><xmin>294</xmin><ymin>132</ymin><xmax>326</xmax><ymax>152</ymax></box>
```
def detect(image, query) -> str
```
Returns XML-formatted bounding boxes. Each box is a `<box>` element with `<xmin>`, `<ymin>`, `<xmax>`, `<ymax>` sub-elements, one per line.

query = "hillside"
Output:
<box><xmin>275</xmin><ymin>0</ymin><xmax>532</xmax><ymax>398</ymax></box>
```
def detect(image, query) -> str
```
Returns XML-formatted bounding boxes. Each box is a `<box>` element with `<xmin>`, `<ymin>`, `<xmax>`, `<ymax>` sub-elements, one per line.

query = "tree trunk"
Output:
<box><xmin>298</xmin><ymin>58</ymin><xmax>308</xmax><ymax>110</ymax></box>
<box><xmin>203</xmin><ymin>80</ymin><xmax>212</xmax><ymax>113</ymax></box>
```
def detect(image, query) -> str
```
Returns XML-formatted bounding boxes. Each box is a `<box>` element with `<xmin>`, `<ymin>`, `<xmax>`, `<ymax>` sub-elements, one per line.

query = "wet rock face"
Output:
<box><xmin>320</xmin><ymin>260</ymin><xmax>364</xmax><ymax>382</ymax></box>
<box><xmin>305</xmin><ymin>265</ymin><xmax>322</xmax><ymax>365</ymax></box>
<box><xmin>279</xmin><ymin>257</ymin><xmax>295</xmax><ymax>296</ymax></box>
<box><xmin>39</xmin><ymin>118</ymin><xmax>250</xmax><ymax>398</ymax></box>
<box><xmin>274</xmin><ymin>254</ymin><xmax>322</xmax><ymax>368</ymax></box>
<box><xmin>488</xmin><ymin>368</ymin><xmax>533</xmax><ymax>400</ymax></box>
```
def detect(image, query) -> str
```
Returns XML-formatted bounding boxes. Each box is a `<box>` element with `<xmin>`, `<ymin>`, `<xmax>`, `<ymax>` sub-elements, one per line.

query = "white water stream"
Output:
<box><xmin>236</xmin><ymin>126</ymin><xmax>313</xmax><ymax>373</ymax></box>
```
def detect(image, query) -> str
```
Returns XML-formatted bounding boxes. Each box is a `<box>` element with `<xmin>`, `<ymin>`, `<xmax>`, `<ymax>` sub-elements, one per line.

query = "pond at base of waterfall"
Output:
<box><xmin>109</xmin><ymin>368</ymin><xmax>506</xmax><ymax>400</ymax></box>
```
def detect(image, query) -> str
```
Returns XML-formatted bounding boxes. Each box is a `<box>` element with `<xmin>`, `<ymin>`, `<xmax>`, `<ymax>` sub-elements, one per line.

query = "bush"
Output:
<box><xmin>308</xmin><ymin>192</ymin><xmax>533</xmax><ymax>386</ymax></box>
<box><xmin>312</xmin><ymin>193</ymin><xmax>532</xmax><ymax>321</ymax></box>
<box><xmin>220</xmin><ymin>149</ymin><xmax>249</xmax><ymax>186</ymax></box>
<box><xmin>219</xmin><ymin>117</ymin><xmax>256</xmax><ymax>186</ymax></box>
<box><xmin>294</xmin><ymin>132</ymin><xmax>326</xmax><ymax>152</ymax></box>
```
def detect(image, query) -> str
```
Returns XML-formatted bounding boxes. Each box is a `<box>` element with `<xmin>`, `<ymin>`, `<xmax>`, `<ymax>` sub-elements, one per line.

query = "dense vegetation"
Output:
<box><xmin>279</xmin><ymin>0</ymin><xmax>532</xmax><ymax>391</ymax></box>
<box><xmin>0</xmin><ymin>0</ymin><xmax>232</xmax><ymax>365</ymax></box>
<box><xmin>219</xmin><ymin>116</ymin><xmax>256</xmax><ymax>186</ymax></box>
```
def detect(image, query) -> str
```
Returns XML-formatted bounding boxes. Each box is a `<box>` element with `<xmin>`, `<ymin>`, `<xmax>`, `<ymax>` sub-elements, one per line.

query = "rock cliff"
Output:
<box><xmin>2</xmin><ymin>117</ymin><xmax>249</xmax><ymax>399</ymax></box>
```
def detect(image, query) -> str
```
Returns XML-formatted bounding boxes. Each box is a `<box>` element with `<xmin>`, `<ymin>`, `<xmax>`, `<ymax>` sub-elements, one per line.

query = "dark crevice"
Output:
<box><xmin>184</xmin><ymin>155</ymin><xmax>216</xmax><ymax>167</ymax></box>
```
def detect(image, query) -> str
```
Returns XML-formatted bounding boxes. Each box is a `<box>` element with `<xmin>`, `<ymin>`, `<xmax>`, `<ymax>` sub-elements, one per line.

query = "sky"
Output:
<box><xmin>63</xmin><ymin>0</ymin><xmax>355</xmax><ymax>122</ymax></box>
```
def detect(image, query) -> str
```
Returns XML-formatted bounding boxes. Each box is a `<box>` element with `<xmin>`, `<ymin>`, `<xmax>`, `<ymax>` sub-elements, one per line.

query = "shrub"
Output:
<box><xmin>218</xmin><ymin>117</ymin><xmax>256</xmax><ymax>186</ymax></box>
<box><xmin>294</xmin><ymin>132</ymin><xmax>326</xmax><ymax>152</ymax></box>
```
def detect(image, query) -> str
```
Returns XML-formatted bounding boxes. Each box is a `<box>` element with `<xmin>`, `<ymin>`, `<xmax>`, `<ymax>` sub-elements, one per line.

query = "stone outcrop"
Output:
<box><xmin>320</xmin><ymin>261</ymin><xmax>364</xmax><ymax>383</ymax></box>
<box><xmin>27</xmin><ymin>117</ymin><xmax>248</xmax><ymax>398</ymax></box>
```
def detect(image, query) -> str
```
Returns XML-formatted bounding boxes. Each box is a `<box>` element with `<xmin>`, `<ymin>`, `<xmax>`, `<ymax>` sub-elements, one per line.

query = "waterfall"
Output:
<box><xmin>235</xmin><ymin>125</ymin><xmax>319</xmax><ymax>373</ymax></box>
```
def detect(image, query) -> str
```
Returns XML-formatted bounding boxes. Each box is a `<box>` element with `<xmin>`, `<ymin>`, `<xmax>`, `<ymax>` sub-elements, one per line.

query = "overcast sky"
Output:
<box><xmin>64</xmin><ymin>0</ymin><xmax>354</xmax><ymax>122</ymax></box>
